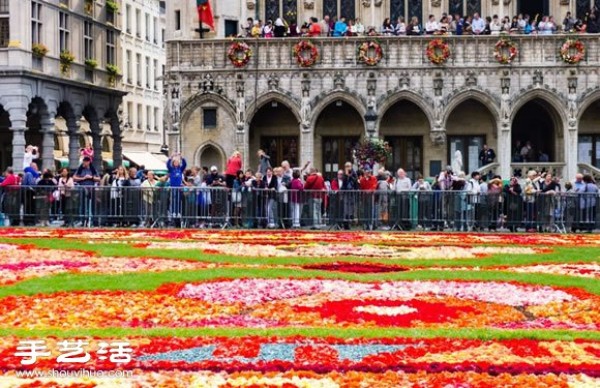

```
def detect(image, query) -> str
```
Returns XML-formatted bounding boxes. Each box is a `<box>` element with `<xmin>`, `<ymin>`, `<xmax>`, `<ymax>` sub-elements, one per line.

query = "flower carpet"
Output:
<box><xmin>0</xmin><ymin>229</ymin><xmax>599</xmax><ymax>386</ymax></box>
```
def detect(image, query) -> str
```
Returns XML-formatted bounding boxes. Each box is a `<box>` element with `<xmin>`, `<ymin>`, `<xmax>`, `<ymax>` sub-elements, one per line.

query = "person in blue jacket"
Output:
<box><xmin>167</xmin><ymin>153</ymin><xmax>187</xmax><ymax>223</ymax></box>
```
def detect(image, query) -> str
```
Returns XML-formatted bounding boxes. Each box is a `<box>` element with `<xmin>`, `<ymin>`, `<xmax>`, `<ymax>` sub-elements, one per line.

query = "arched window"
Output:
<box><xmin>265</xmin><ymin>0</ymin><xmax>297</xmax><ymax>23</ymax></box>
<box><xmin>390</xmin><ymin>0</ymin><xmax>422</xmax><ymax>22</ymax></box>
<box><xmin>448</xmin><ymin>0</ymin><xmax>481</xmax><ymax>16</ymax></box>
<box><xmin>323</xmin><ymin>0</ymin><xmax>355</xmax><ymax>21</ymax></box>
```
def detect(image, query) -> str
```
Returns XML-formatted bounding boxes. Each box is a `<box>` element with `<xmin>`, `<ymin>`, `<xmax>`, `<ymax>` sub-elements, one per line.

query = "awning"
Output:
<box><xmin>123</xmin><ymin>151</ymin><xmax>168</xmax><ymax>173</ymax></box>
<box><xmin>104</xmin><ymin>159</ymin><xmax>130</xmax><ymax>169</ymax></box>
<box><xmin>55</xmin><ymin>158</ymin><xmax>69</xmax><ymax>169</ymax></box>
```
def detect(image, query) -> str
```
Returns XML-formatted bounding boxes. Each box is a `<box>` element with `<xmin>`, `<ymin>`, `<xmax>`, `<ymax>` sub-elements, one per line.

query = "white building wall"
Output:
<box><xmin>120</xmin><ymin>0</ymin><xmax>165</xmax><ymax>152</ymax></box>
<box><xmin>166</xmin><ymin>0</ymin><xmax>245</xmax><ymax>40</ymax></box>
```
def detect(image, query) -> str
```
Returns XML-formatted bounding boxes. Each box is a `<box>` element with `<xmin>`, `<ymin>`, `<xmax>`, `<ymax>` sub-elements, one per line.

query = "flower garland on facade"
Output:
<box><xmin>560</xmin><ymin>39</ymin><xmax>585</xmax><ymax>64</ymax></box>
<box><xmin>357</xmin><ymin>41</ymin><xmax>383</xmax><ymax>66</ymax></box>
<box><xmin>293</xmin><ymin>41</ymin><xmax>319</xmax><ymax>67</ymax></box>
<box><xmin>494</xmin><ymin>38</ymin><xmax>518</xmax><ymax>64</ymax></box>
<box><xmin>227</xmin><ymin>41</ymin><xmax>252</xmax><ymax>68</ymax></box>
<box><xmin>426</xmin><ymin>39</ymin><xmax>450</xmax><ymax>65</ymax></box>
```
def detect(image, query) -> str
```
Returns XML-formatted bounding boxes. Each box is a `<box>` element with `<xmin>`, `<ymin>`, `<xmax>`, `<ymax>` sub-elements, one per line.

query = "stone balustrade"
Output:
<box><xmin>167</xmin><ymin>35</ymin><xmax>600</xmax><ymax>71</ymax></box>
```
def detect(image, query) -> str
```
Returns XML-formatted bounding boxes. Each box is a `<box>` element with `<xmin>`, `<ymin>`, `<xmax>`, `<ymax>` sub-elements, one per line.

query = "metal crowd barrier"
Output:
<box><xmin>0</xmin><ymin>186</ymin><xmax>598</xmax><ymax>233</ymax></box>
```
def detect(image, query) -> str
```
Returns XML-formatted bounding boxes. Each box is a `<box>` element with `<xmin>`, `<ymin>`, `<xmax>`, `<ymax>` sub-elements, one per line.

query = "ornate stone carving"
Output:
<box><xmin>170</xmin><ymin>86</ymin><xmax>180</xmax><ymax>128</ymax></box>
<box><xmin>465</xmin><ymin>71</ymin><xmax>477</xmax><ymax>87</ymax></box>
<box><xmin>267</xmin><ymin>73</ymin><xmax>279</xmax><ymax>90</ymax></box>
<box><xmin>430</xmin><ymin>129</ymin><xmax>446</xmax><ymax>146</ymax></box>
<box><xmin>304</xmin><ymin>0</ymin><xmax>315</xmax><ymax>9</ymax></box>
<box><xmin>434</xmin><ymin>95</ymin><xmax>444</xmax><ymax>127</ymax></box>
<box><xmin>568</xmin><ymin>73</ymin><xmax>578</xmax><ymax>94</ymax></box>
<box><xmin>374</xmin><ymin>0</ymin><xmax>383</xmax><ymax>6</ymax></box>
<box><xmin>559</xmin><ymin>0</ymin><xmax>569</xmax><ymax>4</ymax></box>
<box><xmin>200</xmin><ymin>74</ymin><xmax>222</xmax><ymax>94</ymax></box>
<box><xmin>300</xmin><ymin>74</ymin><xmax>311</xmax><ymax>129</ymax></box>
<box><xmin>333</xmin><ymin>71</ymin><xmax>345</xmax><ymax>90</ymax></box>
<box><xmin>568</xmin><ymin>93</ymin><xmax>578</xmax><ymax>129</ymax></box>
<box><xmin>491</xmin><ymin>0</ymin><xmax>499</xmax><ymax>4</ymax></box>
<box><xmin>246</xmin><ymin>0</ymin><xmax>256</xmax><ymax>10</ymax></box>
<box><xmin>399</xmin><ymin>72</ymin><xmax>410</xmax><ymax>89</ymax></box>
<box><xmin>500</xmin><ymin>94</ymin><xmax>511</xmax><ymax>129</ymax></box>
<box><xmin>362</xmin><ymin>0</ymin><xmax>371</xmax><ymax>7</ymax></box>
<box><xmin>504</xmin><ymin>0</ymin><xmax>511</xmax><ymax>4</ymax></box>
<box><xmin>433</xmin><ymin>77</ymin><xmax>443</xmax><ymax>97</ymax></box>
<box><xmin>431</xmin><ymin>0</ymin><xmax>442</xmax><ymax>7</ymax></box>
<box><xmin>235</xmin><ymin>82</ymin><xmax>245</xmax><ymax>131</ymax></box>
<box><xmin>533</xmin><ymin>69</ymin><xmax>543</xmax><ymax>87</ymax></box>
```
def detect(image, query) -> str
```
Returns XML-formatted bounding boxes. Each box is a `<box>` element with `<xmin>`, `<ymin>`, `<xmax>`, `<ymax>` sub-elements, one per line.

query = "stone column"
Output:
<box><xmin>66</xmin><ymin>115</ymin><xmax>81</xmax><ymax>170</ymax></box>
<box><xmin>40</xmin><ymin>116</ymin><xmax>56</xmax><ymax>172</ymax></box>
<box><xmin>10</xmin><ymin>111</ymin><xmax>27</xmax><ymax>172</ymax></box>
<box><xmin>498</xmin><ymin>125</ymin><xmax>511</xmax><ymax>179</ymax></box>
<box><xmin>111</xmin><ymin>117</ymin><xmax>123</xmax><ymax>168</ymax></box>
<box><xmin>89</xmin><ymin>117</ymin><xmax>103</xmax><ymax>172</ymax></box>
<box><xmin>565</xmin><ymin>127</ymin><xmax>578</xmax><ymax>182</ymax></box>
<box><xmin>300</xmin><ymin>125</ymin><xmax>314</xmax><ymax>168</ymax></box>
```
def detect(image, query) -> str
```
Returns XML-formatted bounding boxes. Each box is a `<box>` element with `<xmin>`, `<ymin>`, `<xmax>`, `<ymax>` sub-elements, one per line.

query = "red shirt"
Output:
<box><xmin>309</xmin><ymin>23</ymin><xmax>321</xmax><ymax>37</ymax></box>
<box><xmin>225</xmin><ymin>156</ymin><xmax>242</xmax><ymax>176</ymax></box>
<box><xmin>0</xmin><ymin>174</ymin><xmax>19</xmax><ymax>187</ymax></box>
<box><xmin>359</xmin><ymin>176</ymin><xmax>377</xmax><ymax>191</ymax></box>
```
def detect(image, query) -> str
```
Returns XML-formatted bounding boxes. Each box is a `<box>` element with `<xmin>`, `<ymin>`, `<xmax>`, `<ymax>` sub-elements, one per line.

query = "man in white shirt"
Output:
<box><xmin>320</xmin><ymin>15</ymin><xmax>330</xmax><ymax>36</ymax></box>
<box><xmin>392</xmin><ymin>168</ymin><xmax>413</xmax><ymax>230</ymax></box>
<box><xmin>471</xmin><ymin>13</ymin><xmax>486</xmax><ymax>34</ymax></box>
<box><xmin>425</xmin><ymin>15</ymin><xmax>439</xmax><ymax>34</ymax></box>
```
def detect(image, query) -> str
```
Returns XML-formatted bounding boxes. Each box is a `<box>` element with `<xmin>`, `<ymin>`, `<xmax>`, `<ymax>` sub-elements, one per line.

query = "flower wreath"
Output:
<box><xmin>494</xmin><ymin>39</ymin><xmax>518</xmax><ymax>64</ymax></box>
<box><xmin>560</xmin><ymin>39</ymin><xmax>585</xmax><ymax>65</ymax></box>
<box><xmin>426</xmin><ymin>39</ymin><xmax>450</xmax><ymax>65</ymax></box>
<box><xmin>227</xmin><ymin>41</ymin><xmax>252</xmax><ymax>68</ymax></box>
<box><xmin>357</xmin><ymin>41</ymin><xmax>384</xmax><ymax>66</ymax></box>
<box><xmin>293</xmin><ymin>41</ymin><xmax>319</xmax><ymax>67</ymax></box>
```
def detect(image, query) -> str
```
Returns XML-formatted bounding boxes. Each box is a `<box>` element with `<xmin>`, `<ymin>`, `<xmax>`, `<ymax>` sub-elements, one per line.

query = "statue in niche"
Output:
<box><xmin>236</xmin><ymin>90</ymin><xmax>246</xmax><ymax>129</ymax></box>
<box><xmin>300</xmin><ymin>90</ymin><xmax>311</xmax><ymax>129</ymax></box>
<box><xmin>568</xmin><ymin>94</ymin><xmax>577</xmax><ymax>128</ymax></box>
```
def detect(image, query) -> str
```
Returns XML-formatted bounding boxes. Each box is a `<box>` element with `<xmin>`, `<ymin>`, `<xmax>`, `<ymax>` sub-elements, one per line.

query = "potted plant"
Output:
<box><xmin>59</xmin><ymin>50</ymin><xmax>75</xmax><ymax>74</ymax></box>
<box><xmin>85</xmin><ymin>58</ymin><xmax>98</xmax><ymax>69</ymax></box>
<box><xmin>105</xmin><ymin>63</ymin><xmax>120</xmax><ymax>85</ymax></box>
<box><xmin>31</xmin><ymin>43</ymin><xmax>49</xmax><ymax>58</ymax></box>
<box><xmin>106</xmin><ymin>0</ymin><xmax>119</xmax><ymax>13</ymax></box>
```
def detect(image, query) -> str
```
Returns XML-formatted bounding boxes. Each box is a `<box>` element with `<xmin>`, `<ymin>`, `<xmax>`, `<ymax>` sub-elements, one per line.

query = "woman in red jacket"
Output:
<box><xmin>225</xmin><ymin>151</ymin><xmax>242</xmax><ymax>189</ymax></box>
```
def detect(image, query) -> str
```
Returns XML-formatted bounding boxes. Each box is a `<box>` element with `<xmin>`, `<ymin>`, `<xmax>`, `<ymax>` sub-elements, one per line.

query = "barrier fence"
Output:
<box><xmin>0</xmin><ymin>186</ymin><xmax>598</xmax><ymax>233</ymax></box>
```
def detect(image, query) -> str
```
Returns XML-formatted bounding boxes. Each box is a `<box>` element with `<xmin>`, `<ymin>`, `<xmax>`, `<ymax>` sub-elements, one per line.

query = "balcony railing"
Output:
<box><xmin>166</xmin><ymin>35</ymin><xmax>600</xmax><ymax>71</ymax></box>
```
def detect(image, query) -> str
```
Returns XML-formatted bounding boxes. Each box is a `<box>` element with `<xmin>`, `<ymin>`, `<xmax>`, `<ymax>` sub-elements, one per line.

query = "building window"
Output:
<box><xmin>106</xmin><ymin>30</ymin><xmax>115</xmax><ymax>65</ymax></box>
<box><xmin>578</xmin><ymin>135</ymin><xmax>600</xmax><ymax>169</ymax></box>
<box><xmin>31</xmin><ymin>1</ymin><xmax>42</xmax><ymax>45</ymax></box>
<box><xmin>321</xmin><ymin>0</ymin><xmax>355</xmax><ymax>20</ymax></box>
<box><xmin>84</xmin><ymin>21</ymin><xmax>93</xmax><ymax>59</ymax></box>
<box><xmin>125</xmin><ymin>50</ymin><xmax>132</xmax><ymax>83</ymax></box>
<box><xmin>389</xmin><ymin>0</ymin><xmax>422</xmax><ymax>21</ymax></box>
<box><xmin>174</xmin><ymin>10</ymin><xmax>181</xmax><ymax>31</ymax></box>
<box><xmin>125</xmin><ymin>4</ymin><xmax>131</xmax><ymax>33</ymax></box>
<box><xmin>136</xmin><ymin>53</ymin><xmax>141</xmax><ymax>86</ymax></box>
<box><xmin>137</xmin><ymin>104</ymin><xmax>143</xmax><ymax>129</ymax></box>
<box><xmin>0</xmin><ymin>0</ymin><xmax>8</xmax><ymax>48</ymax></box>
<box><xmin>154</xmin><ymin>107</ymin><xmax>160</xmax><ymax>131</ymax></box>
<box><xmin>145</xmin><ymin>13</ymin><xmax>151</xmax><ymax>41</ymax></box>
<box><xmin>59</xmin><ymin>12</ymin><xmax>70</xmax><ymax>52</ymax></box>
<box><xmin>145</xmin><ymin>56</ymin><xmax>150</xmax><ymax>88</ymax></box>
<box><xmin>203</xmin><ymin>108</ymin><xmax>217</xmax><ymax>129</ymax></box>
<box><xmin>153</xmin><ymin>17</ymin><xmax>158</xmax><ymax>43</ymax></box>
<box><xmin>135</xmin><ymin>8</ymin><xmax>141</xmax><ymax>37</ymax></box>
<box><xmin>146</xmin><ymin>106</ymin><xmax>152</xmax><ymax>131</ymax></box>
<box><xmin>153</xmin><ymin>59</ymin><xmax>159</xmax><ymax>90</ymax></box>
<box><xmin>448</xmin><ymin>0</ymin><xmax>481</xmax><ymax>16</ymax></box>
<box><xmin>265</xmin><ymin>0</ymin><xmax>299</xmax><ymax>23</ymax></box>
<box><xmin>126</xmin><ymin>102</ymin><xmax>133</xmax><ymax>129</ymax></box>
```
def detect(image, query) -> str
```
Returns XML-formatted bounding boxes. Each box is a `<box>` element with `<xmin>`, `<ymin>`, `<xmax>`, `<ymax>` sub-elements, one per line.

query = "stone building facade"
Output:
<box><xmin>165</xmin><ymin>1</ymin><xmax>600</xmax><ymax>182</ymax></box>
<box><xmin>120</xmin><ymin>0</ymin><xmax>166</xmax><ymax>155</ymax></box>
<box><xmin>0</xmin><ymin>0</ymin><xmax>127</xmax><ymax>172</ymax></box>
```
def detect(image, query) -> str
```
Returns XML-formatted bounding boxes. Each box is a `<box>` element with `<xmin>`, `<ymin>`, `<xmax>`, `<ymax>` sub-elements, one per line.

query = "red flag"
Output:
<box><xmin>196</xmin><ymin>0</ymin><xmax>214</xmax><ymax>30</ymax></box>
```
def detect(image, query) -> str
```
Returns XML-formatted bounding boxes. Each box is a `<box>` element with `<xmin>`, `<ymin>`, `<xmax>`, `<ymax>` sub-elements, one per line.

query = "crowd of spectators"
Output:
<box><xmin>0</xmin><ymin>145</ymin><xmax>598</xmax><ymax>233</ymax></box>
<box><xmin>241</xmin><ymin>6</ymin><xmax>600</xmax><ymax>38</ymax></box>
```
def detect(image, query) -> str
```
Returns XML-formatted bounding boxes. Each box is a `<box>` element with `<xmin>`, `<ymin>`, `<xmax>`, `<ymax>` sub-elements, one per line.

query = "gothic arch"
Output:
<box><xmin>442</xmin><ymin>89</ymin><xmax>501</xmax><ymax>129</ymax></box>
<box><xmin>246</xmin><ymin>91</ymin><xmax>301</xmax><ymax>124</ymax></box>
<box><xmin>180</xmin><ymin>92</ymin><xmax>237</xmax><ymax>125</ymax></box>
<box><xmin>577</xmin><ymin>88</ymin><xmax>600</xmax><ymax>121</ymax></box>
<box><xmin>193</xmin><ymin>141</ymin><xmax>227</xmax><ymax>170</ymax></box>
<box><xmin>510</xmin><ymin>89</ymin><xmax>568</xmax><ymax>134</ymax></box>
<box><xmin>376</xmin><ymin>90</ymin><xmax>435</xmax><ymax>129</ymax></box>
<box><xmin>310</xmin><ymin>91</ymin><xmax>366</xmax><ymax>128</ymax></box>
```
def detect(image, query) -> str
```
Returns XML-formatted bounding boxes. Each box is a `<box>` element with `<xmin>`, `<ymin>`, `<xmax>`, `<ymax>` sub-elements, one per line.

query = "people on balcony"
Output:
<box><xmin>241</xmin><ymin>5</ymin><xmax>599</xmax><ymax>39</ymax></box>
